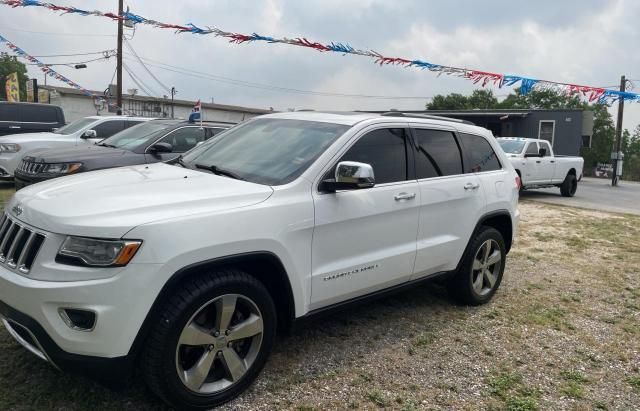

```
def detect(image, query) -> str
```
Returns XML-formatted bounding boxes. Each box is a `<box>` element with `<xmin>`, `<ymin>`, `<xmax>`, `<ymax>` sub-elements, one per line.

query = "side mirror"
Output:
<box><xmin>149</xmin><ymin>142</ymin><xmax>173</xmax><ymax>153</ymax></box>
<box><xmin>538</xmin><ymin>147</ymin><xmax>547</xmax><ymax>157</ymax></box>
<box><xmin>320</xmin><ymin>161</ymin><xmax>375</xmax><ymax>192</ymax></box>
<box><xmin>82</xmin><ymin>129</ymin><xmax>97</xmax><ymax>139</ymax></box>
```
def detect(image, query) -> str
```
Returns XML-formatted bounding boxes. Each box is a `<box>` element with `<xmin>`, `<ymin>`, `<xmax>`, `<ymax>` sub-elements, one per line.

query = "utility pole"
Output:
<box><xmin>171</xmin><ymin>86</ymin><xmax>177</xmax><ymax>119</ymax></box>
<box><xmin>612</xmin><ymin>75</ymin><xmax>625</xmax><ymax>186</ymax></box>
<box><xmin>116</xmin><ymin>0</ymin><xmax>124</xmax><ymax>115</ymax></box>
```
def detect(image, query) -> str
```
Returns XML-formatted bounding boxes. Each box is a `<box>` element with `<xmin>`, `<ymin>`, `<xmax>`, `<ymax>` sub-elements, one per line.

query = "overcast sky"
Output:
<box><xmin>1</xmin><ymin>0</ymin><xmax>639</xmax><ymax>132</ymax></box>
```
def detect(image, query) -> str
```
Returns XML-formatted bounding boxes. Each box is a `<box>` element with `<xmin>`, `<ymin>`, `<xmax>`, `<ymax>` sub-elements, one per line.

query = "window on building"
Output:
<box><xmin>413</xmin><ymin>129</ymin><xmax>463</xmax><ymax>179</ymax></box>
<box><xmin>338</xmin><ymin>128</ymin><xmax>408</xmax><ymax>184</ymax></box>
<box><xmin>538</xmin><ymin>120</ymin><xmax>555</xmax><ymax>145</ymax></box>
<box><xmin>459</xmin><ymin>133</ymin><xmax>502</xmax><ymax>173</ymax></box>
<box><xmin>582</xmin><ymin>135</ymin><xmax>592</xmax><ymax>148</ymax></box>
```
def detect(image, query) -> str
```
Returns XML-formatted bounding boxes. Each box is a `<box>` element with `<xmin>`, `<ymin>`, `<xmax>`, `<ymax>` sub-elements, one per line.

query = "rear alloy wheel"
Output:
<box><xmin>449</xmin><ymin>226</ymin><xmax>506</xmax><ymax>305</ymax></box>
<box><xmin>560</xmin><ymin>174</ymin><xmax>577</xmax><ymax>197</ymax></box>
<box><xmin>141</xmin><ymin>270</ymin><xmax>276</xmax><ymax>410</ymax></box>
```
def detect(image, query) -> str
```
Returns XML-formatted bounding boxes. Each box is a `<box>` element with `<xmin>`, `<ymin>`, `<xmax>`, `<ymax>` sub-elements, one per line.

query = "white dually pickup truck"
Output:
<box><xmin>497</xmin><ymin>137</ymin><xmax>584</xmax><ymax>197</ymax></box>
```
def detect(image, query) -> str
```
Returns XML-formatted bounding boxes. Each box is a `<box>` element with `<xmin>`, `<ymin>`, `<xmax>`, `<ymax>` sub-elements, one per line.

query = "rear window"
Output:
<box><xmin>459</xmin><ymin>133</ymin><xmax>502</xmax><ymax>173</ymax></box>
<box><xmin>20</xmin><ymin>105</ymin><xmax>59</xmax><ymax>123</ymax></box>
<box><xmin>414</xmin><ymin>129</ymin><xmax>463</xmax><ymax>178</ymax></box>
<box><xmin>498</xmin><ymin>139</ymin><xmax>526</xmax><ymax>154</ymax></box>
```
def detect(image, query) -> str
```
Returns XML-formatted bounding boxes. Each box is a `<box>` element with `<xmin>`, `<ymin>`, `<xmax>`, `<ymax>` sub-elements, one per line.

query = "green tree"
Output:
<box><xmin>622</xmin><ymin>125</ymin><xmax>640</xmax><ymax>181</ymax></box>
<box><xmin>497</xmin><ymin>88</ymin><xmax>584</xmax><ymax>109</ymax></box>
<box><xmin>580</xmin><ymin>104</ymin><xmax>615</xmax><ymax>175</ymax></box>
<box><xmin>0</xmin><ymin>53</ymin><xmax>29</xmax><ymax>101</ymax></box>
<box><xmin>427</xmin><ymin>93</ymin><xmax>469</xmax><ymax>110</ymax></box>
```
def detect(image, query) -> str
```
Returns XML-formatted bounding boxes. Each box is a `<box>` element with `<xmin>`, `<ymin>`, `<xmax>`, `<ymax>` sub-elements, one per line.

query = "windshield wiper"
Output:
<box><xmin>98</xmin><ymin>142</ymin><xmax>117</xmax><ymax>148</ymax></box>
<box><xmin>195</xmin><ymin>163</ymin><xmax>245</xmax><ymax>181</ymax></box>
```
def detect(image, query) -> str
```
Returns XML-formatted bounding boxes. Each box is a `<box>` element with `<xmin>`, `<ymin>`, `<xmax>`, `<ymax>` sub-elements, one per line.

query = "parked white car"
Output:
<box><xmin>0</xmin><ymin>116</ymin><xmax>152</xmax><ymax>179</ymax></box>
<box><xmin>0</xmin><ymin>112</ymin><xmax>520</xmax><ymax>409</ymax></box>
<box><xmin>497</xmin><ymin>137</ymin><xmax>584</xmax><ymax>197</ymax></box>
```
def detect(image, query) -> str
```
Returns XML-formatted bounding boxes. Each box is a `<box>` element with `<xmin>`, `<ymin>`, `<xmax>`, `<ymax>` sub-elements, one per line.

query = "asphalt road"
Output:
<box><xmin>521</xmin><ymin>177</ymin><xmax>640</xmax><ymax>215</ymax></box>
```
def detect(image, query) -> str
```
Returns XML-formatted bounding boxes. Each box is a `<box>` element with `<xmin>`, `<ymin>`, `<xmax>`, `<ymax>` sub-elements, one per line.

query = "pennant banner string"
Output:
<box><xmin>2</xmin><ymin>0</ymin><xmax>638</xmax><ymax>105</ymax></box>
<box><xmin>0</xmin><ymin>33</ymin><xmax>131</xmax><ymax>114</ymax></box>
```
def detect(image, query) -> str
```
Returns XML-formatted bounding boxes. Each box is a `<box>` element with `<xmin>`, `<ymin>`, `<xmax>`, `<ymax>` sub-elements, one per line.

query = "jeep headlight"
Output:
<box><xmin>57</xmin><ymin>237</ymin><xmax>142</xmax><ymax>267</ymax></box>
<box><xmin>43</xmin><ymin>162</ymin><xmax>82</xmax><ymax>175</ymax></box>
<box><xmin>0</xmin><ymin>143</ymin><xmax>20</xmax><ymax>153</ymax></box>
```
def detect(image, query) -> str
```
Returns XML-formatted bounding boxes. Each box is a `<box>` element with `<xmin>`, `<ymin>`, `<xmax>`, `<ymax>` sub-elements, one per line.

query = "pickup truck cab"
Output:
<box><xmin>0</xmin><ymin>112</ymin><xmax>520</xmax><ymax>409</ymax></box>
<box><xmin>497</xmin><ymin>137</ymin><xmax>584</xmax><ymax>197</ymax></box>
<box><xmin>0</xmin><ymin>115</ymin><xmax>151</xmax><ymax>179</ymax></box>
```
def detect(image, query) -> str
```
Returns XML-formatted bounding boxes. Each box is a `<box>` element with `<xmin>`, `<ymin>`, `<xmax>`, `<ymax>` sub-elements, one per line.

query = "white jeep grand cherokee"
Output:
<box><xmin>0</xmin><ymin>112</ymin><xmax>519</xmax><ymax>409</ymax></box>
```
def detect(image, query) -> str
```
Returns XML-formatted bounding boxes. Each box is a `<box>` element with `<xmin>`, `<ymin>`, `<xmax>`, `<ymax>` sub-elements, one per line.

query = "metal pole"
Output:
<box><xmin>116</xmin><ymin>0</ymin><xmax>124</xmax><ymax>115</ymax></box>
<box><xmin>171</xmin><ymin>86</ymin><xmax>176</xmax><ymax>119</ymax></box>
<box><xmin>612</xmin><ymin>75</ymin><xmax>625</xmax><ymax>186</ymax></box>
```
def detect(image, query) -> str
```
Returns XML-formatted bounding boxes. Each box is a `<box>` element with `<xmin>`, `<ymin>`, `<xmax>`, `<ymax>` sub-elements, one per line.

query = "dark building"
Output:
<box><xmin>368</xmin><ymin>109</ymin><xmax>594</xmax><ymax>156</ymax></box>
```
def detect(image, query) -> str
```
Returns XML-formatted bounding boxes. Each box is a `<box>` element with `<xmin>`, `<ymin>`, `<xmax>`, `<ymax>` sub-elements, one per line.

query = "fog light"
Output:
<box><xmin>58</xmin><ymin>308</ymin><xmax>96</xmax><ymax>331</ymax></box>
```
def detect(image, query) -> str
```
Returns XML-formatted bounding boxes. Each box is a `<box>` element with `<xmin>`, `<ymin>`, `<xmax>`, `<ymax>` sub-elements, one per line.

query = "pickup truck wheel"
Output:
<box><xmin>448</xmin><ymin>227</ymin><xmax>506</xmax><ymax>305</ymax></box>
<box><xmin>560</xmin><ymin>174</ymin><xmax>577</xmax><ymax>197</ymax></box>
<box><xmin>141</xmin><ymin>269</ymin><xmax>276</xmax><ymax>410</ymax></box>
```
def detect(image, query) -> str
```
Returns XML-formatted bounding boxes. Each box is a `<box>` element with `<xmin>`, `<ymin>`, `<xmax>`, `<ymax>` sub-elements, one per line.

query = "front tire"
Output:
<box><xmin>141</xmin><ymin>269</ymin><xmax>277</xmax><ymax>410</ymax></box>
<box><xmin>560</xmin><ymin>174</ymin><xmax>577</xmax><ymax>197</ymax></box>
<box><xmin>448</xmin><ymin>226</ymin><xmax>506</xmax><ymax>305</ymax></box>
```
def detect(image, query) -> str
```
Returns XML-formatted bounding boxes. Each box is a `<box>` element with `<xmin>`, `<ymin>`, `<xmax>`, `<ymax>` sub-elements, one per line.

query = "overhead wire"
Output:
<box><xmin>124</xmin><ymin>39</ymin><xmax>171</xmax><ymax>94</ymax></box>
<box><xmin>122</xmin><ymin>61</ymin><xmax>159</xmax><ymax>97</ymax></box>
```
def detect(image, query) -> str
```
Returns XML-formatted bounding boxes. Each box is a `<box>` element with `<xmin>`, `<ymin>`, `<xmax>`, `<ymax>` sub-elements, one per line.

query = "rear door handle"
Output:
<box><xmin>464</xmin><ymin>182</ymin><xmax>480</xmax><ymax>190</ymax></box>
<box><xmin>550</xmin><ymin>160</ymin><xmax>555</xmax><ymax>163</ymax></box>
<box><xmin>394</xmin><ymin>192</ymin><xmax>416</xmax><ymax>201</ymax></box>
<box><xmin>8</xmin><ymin>126</ymin><xmax>21</xmax><ymax>129</ymax></box>
<box><xmin>536</xmin><ymin>160</ymin><xmax>541</xmax><ymax>163</ymax></box>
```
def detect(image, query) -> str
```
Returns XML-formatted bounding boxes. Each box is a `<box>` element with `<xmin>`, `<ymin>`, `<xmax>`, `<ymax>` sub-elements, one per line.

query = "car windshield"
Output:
<box><xmin>181</xmin><ymin>118</ymin><xmax>350</xmax><ymax>185</ymax></box>
<box><xmin>53</xmin><ymin>118</ymin><xmax>96</xmax><ymax>135</ymax></box>
<box><xmin>498</xmin><ymin>140</ymin><xmax>526</xmax><ymax>154</ymax></box>
<box><xmin>100</xmin><ymin>121</ymin><xmax>174</xmax><ymax>150</ymax></box>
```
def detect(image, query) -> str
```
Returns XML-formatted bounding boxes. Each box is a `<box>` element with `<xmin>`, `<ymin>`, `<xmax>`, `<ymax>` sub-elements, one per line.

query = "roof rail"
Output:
<box><xmin>380</xmin><ymin>112</ymin><xmax>476</xmax><ymax>126</ymax></box>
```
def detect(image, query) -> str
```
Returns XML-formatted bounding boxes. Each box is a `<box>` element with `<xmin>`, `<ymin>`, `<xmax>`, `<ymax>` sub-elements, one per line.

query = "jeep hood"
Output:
<box><xmin>9</xmin><ymin>163</ymin><xmax>274</xmax><ymax>238</ymax></box>
<box><xmin>0</xmin><ymin>132</ymin><xmax>62</xmax><ymax>143</ymax></box>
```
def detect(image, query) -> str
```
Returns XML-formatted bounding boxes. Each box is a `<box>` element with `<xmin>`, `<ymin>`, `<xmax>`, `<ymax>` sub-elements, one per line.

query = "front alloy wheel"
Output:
<box><xmin>141</xmin><ymin>270</ymin><xmax>276</xmax><ymax>410</ymax></box>
<box><xmin>176</xmin><ymin>294</ymin><xmax>264</xmax><ymax>394</ymax></box>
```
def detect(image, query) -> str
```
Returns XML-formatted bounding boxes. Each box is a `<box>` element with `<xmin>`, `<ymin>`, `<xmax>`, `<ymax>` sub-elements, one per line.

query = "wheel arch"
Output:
<box><xmin>474</xmin><ymin>210</ymin><xmax>514</xmax><ymax>254</ymax></box>
<box><xmin>567</xmin><ymin>168</ymin><xmax>577</xmax><ymax>177</ymax></box>
<box><xmin>128</xmin><ymin>251</ymin><xmax>296</xmax><ymax>361</ymax></box>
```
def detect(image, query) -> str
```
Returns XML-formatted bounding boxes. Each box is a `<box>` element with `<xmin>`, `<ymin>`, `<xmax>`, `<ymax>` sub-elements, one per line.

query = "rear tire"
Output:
<box><xmin>560</xmin><ymin>174</ymin><xmax>577</xmax><ymax>197</ymax></box>
<box><xmin>448</xmin><ymin>226</ymin><xmax>506</xmax><ymax>305</ymax></box>
<box><xmin>141</xmin><ymin>269</ymin><xmax>277</xmax><ymax>410</ymax></box>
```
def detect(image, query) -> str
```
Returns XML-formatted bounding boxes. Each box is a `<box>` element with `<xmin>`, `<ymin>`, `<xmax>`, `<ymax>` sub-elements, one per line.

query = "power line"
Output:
<box><xmin>123</xmin><ymin>61</ymin><xmax>159</xmax><ymax>97</ymax></box>
<box><xmin>124</xmin><ymin>39</ymin><xmax>171</xmax><ymax>94</ymax></box>
<box><xmin>122</xmin><ymin>54</ymin><xmax>439</xmax><ymax>100</ymax></box>
<box><xmin>25</xmin><ymin>54</ymin><xmax>115</xmax><ymax>66</ymax></box>
<box><xmin>31</xmin><ymin>50</ymin><xmax>116</xmax><ymax>58</ymax></box>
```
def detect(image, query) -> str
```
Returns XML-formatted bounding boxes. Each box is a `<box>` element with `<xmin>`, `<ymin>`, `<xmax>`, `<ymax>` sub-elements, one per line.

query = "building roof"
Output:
<box><xmin>42</xmin><ymin>85</ymin><xmax>273</xmax><ymax>115</ymax></box>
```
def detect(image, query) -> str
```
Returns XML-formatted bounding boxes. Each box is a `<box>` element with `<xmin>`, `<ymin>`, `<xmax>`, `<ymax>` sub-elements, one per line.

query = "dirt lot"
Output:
<box><xmin>0</xmin><ymin>199</ymin><xmax>639</xmax><ymax>410</ymax></box>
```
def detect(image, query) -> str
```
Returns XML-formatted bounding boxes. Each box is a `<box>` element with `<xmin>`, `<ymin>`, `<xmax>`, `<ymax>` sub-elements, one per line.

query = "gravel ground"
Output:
<box><xmin>0</xmin><ymin>199</ymin><xmax>639</xmax><ymax>410</ymax></box>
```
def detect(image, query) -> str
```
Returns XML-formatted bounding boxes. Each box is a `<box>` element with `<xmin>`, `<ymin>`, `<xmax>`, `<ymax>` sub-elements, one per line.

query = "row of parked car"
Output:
<box><xmin>0</xmin><ymin>102</ymin><xmax>234</xmax><ymax>189</ymax></box>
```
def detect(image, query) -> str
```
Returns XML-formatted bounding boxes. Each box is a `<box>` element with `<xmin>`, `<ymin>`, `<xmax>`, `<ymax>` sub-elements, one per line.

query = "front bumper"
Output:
<box><xmin>0</xmin><ymin>301</ymin><xmax>133</xmax><ymax>385</ymax></box>
<box><xmin>0</xmin><ymin>153</ymin><xmax>21</xmax><ymax>179</ymax></box>
<box><xmin>13</xmin><ymin>171</ymin><xmax>57</xmax><ymax>190</ymax></box>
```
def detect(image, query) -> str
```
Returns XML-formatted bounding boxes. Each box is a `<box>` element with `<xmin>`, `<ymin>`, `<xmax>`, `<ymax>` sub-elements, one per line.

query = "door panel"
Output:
<box><xmin>310</xmin><ymin>126</ymin><xmax>419</xmax><ymax>308</ymax></box>
<box><xmin>311</xmin><ymin>182</ymin><xmax>420</xmax><ymax>307</ymax></box>
<box><xmin>537</xmin><ymin>141</ymin><xmax>555</xmax><ymax>183</ymax></box>
<box><xmin>522</xmin><ymin>142</ymin><xmax>541</xmax><ymax>184</ymax></box>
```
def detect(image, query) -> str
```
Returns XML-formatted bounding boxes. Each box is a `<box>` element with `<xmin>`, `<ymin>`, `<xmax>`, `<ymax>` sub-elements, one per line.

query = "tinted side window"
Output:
<box><xmin>159</xmin><ymin>127</ymin><xmax>206</xmax><ymax>153</ymax></box>
<box><xmin>207</xmin><ymin>127</ymin><xmax>226</xmax><ymax>139</ymax></box>
<box><xmin>539</xmin><ymin>141</ymin><xmax>552</xmax><ymax>157</ymax></box>
<box><xmin>93</xmin><ymin>120</ymin><xmax>125</xmax><ymax>138</ymax></box>
<box><xmin>459</xmin><ymin>133</ymin><xmax>502</xmax><ymax>173</ymax></box>
<box><xmin>0</xmin><ymin>105</ymin><xmax>20</xmax><ymax>121</ymax></box>
<box><xmin>20</xmin><ymin>105</ymin><xmax>59</xmax><ymax>123</ymax></box>
<box><xmin>339</xmin><ymin>128</ymin><xmax>408</xmax><ymax>184</ymax></box>
<box><xmin>126</xmin><ymin>120</ymin><xmax>144</xmax><ymax>128</ymax></box>
<box><xmin>414</xmin><ymin>129</ymin><xmax>463</xmax><ymax>178</ymax></box>
<box><xmin>525</xmin><ymin>142</ymin><xmax>539</xmax><ymax>155</ymax></box>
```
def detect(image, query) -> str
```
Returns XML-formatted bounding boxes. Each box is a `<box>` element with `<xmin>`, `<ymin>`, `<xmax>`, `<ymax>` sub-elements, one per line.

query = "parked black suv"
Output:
<box><xmin>0</xmin><ymin>102</ymin><xmax>65</xmax><ymax>136</ymax></box>
<box><xmin>14</xmin><ymin>119</ymin><xmax>233</xmax><ymax>189</ymax></box>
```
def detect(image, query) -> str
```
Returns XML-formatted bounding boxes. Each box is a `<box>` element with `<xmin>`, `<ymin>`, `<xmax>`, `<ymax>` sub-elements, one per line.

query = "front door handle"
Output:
<box><xmin>8</xmin><ymin>126</ymin><xmax>21</xmax><ymax>129</ymax></box>
<box><xmin>394</xmin><ymin>192</ymin><xmax>416</xmax><ymax>201</ymax></box>
<box><xmin>464</xmin><ymin>182</ymin><xmax>480</xmax><ymax>190</ymax></box>
<box><xmin>536</xmin><ymin>160</ymin><xmax>541</xmax><ymax>163</ymax></box>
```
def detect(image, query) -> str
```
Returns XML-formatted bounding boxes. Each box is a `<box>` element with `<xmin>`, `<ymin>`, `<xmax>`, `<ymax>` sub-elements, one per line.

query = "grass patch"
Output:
<box><xmin>413</xmin><ymin>332</ymin><xmax>435</xmax><ymax>347</ymax></box>
<box><xmin>366</xmin><ymin>389</ymin><xmax>389</xmax><ymax>407</ymax></box>
<box><xmin>525</xmin><ymin>306</ymin><xmax>570</xmax><ymax>330</ymax></box>
<box><xmin>626</xmin><ymin>376</ymin><xmax>640</xmax><ymax>391</ymax></box>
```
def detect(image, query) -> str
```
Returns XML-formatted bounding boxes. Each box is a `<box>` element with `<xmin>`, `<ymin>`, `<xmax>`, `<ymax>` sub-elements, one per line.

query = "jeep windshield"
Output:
<box><xmin>498</xmin><ymin>139</ymin><xmax>526</xmax><ymax>154</ymax></box>
<box><xmin>181</xmin><ymin>118</ymin><xmax>349</xmax><ymax>185</ymax></box>
<box><xmin>99</xmin><ymin>121</ymin><xmax>174</xmax><ymax>150</ymax></box>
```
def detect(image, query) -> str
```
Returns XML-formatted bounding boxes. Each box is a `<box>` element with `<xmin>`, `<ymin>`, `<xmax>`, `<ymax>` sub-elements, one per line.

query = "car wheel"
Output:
<box><xmin>141</xmin><ymin>269</ymin><xmax>276</xmax><ymax>410</ymax></box>
<box><xmin>560</xmin><ymin>174</ymin><xmax>577</xmax><ymax>197</ymax></box>
<box><xmin>449</xmin><ymin>226</ymin><xmax>506</xmax><ymax>305</ymax></box>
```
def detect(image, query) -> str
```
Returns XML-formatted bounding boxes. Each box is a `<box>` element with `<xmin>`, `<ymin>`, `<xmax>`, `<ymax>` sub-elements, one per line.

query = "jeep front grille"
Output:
<box><xmin>0</xmin><ymin>213</ymin><xmax>45</xmax><ymax>274</ymax></box>
<box><xmin>17</xmin><ymin>159</ymin><xmax>46</xmax><ymax>175</ymax></box>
